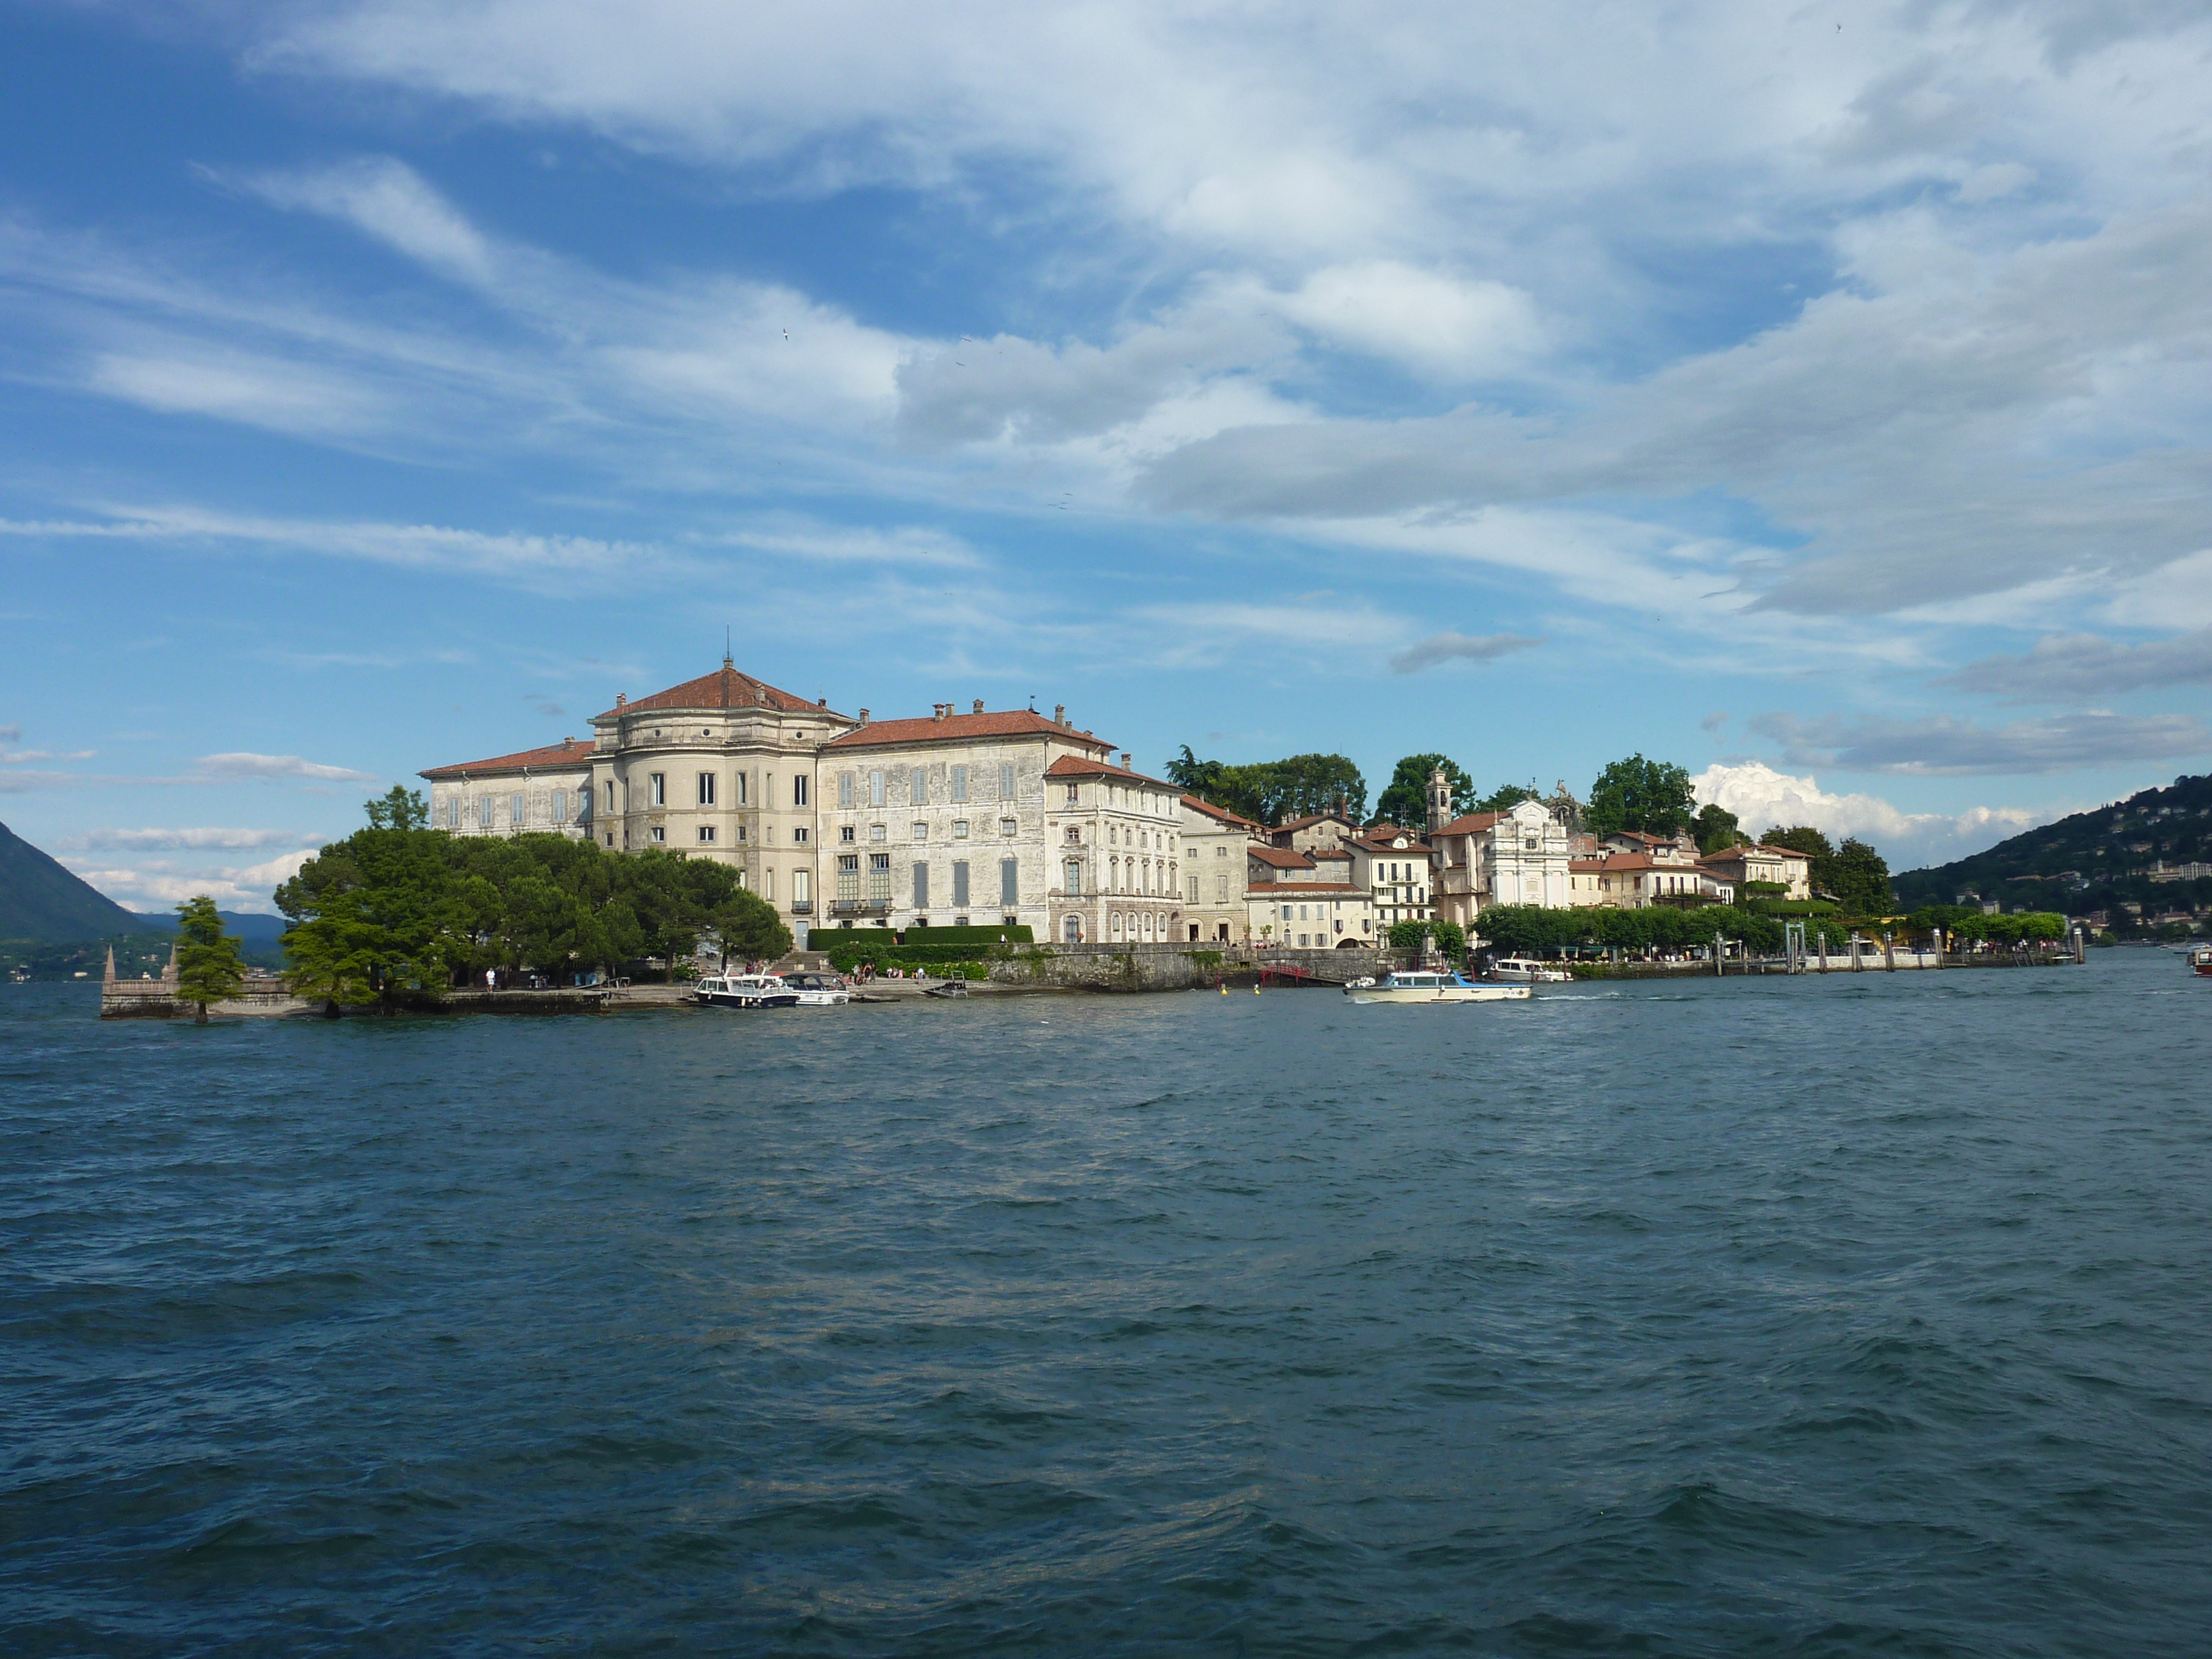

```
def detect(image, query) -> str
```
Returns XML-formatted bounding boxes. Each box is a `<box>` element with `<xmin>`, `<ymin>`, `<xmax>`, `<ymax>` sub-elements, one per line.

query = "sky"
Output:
<box><xmin>5</xmin><ymin>0</ymin><xmax>2212</xmax><ymax>913</ymax></box>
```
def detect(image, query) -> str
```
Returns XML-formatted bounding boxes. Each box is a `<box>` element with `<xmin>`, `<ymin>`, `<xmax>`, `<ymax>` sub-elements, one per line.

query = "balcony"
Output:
<box><xmin>789</xmin><ymin>900</ymin><xmax>813</xmax><ymax>914</ymax></box>
<box><xmin>831</xmin><ymin>899</ymin><xmax>890</xmax><ymax>915</ymax></box>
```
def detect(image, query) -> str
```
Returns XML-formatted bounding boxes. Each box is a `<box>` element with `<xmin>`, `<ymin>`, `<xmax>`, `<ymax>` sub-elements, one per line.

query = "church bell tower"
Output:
<box><xmin>1426</xmin><ymin>766</ymin><xmax>1453</xmax><ymax>833</ymax></box>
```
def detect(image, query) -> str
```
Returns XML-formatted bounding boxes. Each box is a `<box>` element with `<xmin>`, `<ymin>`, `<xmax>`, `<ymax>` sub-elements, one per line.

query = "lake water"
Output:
<box><xmin>5</xmin><ymin>953</ymin><xmax>2208</xmax><ymax>1657</ymax></box>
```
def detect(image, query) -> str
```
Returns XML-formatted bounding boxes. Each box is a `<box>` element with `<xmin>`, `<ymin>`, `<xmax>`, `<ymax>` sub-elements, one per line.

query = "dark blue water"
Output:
<box><xmin>5</xmin><ymin>953</ymin><xmax>2208</xmax><ymax>1657</ymax></box>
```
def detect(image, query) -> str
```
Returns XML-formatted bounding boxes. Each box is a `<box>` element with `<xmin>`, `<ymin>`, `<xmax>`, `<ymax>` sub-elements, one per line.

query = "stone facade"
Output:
<box><xmin>1429</xmin><ymin>795</ymin><xmax>1574</xmax><ymax>922</ymax></box>
<box><xmin>1347</xmin><ymin>825</ymin><xmax>1436</xmax><ymax>928</ymax></box>
<box><xmin>1178</xmin><ymin>794</ymin><xmax>1265</xmax><ymax>942</ymax></box>
<box><xmin>421</xmin><ymin>739</ymin><xmax>597</xmax><ymax>841</ymax></box>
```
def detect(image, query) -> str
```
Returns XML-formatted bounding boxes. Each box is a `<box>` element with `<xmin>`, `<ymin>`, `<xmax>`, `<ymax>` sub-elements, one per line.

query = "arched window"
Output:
<box><xmin>1064</xmin><ymin>914</ymin><xmax>1083</xmax><ymax>944</ymax></box>
<box><xmin>1110</xmin><ymin>911</ymin><xmax>1124</xmax><ymax>941</ymax></box>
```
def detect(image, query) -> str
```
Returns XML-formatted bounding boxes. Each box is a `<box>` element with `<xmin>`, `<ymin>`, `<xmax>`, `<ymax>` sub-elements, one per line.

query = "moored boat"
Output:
<box><xmin>1344</xmin><ymin>970</ymin><xmax>1532</xmax><ymax>1005</ymax></box>
<box><xmin>1492</xmin><ymin>956</ymin><xmax>1573</xmax><ymax>984</ymax></box>
<box><xmin>2190</xmin><ymin>946</ymin><xmax>2212</xmax><ymax>977</ymax></box>
<box><xmin>693</xmin><ymin>973</ymin><xmax>802</xmax><ymax>1008</ymax></box>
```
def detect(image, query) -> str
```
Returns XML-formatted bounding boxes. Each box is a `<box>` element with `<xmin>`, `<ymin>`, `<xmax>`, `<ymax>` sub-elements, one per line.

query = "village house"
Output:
<box><xmin>1698</xmin><ymin>842</ymin><xmax>1812</xmax><ymax>900</ymax></box>
<box><xmin>1347</xmin><ymin>825</ymin><xmax>1435</xmax><ymax>929</ymax></box>
<box><xmin>1177</xmin><ymin>794</ymin><xmax>1265</xmax><ymax>942</ymax></box>
<box><xmin>1244</xmin><ymin>845</ymin><xmax>1373</xmax><ymax>947</ymax></box>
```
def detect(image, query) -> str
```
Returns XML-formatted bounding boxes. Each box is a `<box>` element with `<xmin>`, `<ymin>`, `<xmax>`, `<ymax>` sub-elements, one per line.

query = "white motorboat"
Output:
<box><xmin>2190</xmin><ymin>945</ymin><xmax>2212</xmax><ymax>979</ymax></box>
<box><xmin>693</xmin><ymin>973</ymin><xmax>801</xmax><ymax>1008</ymax></box>
<box><xmin>1343</xmin><ymin>970</ymin><xmax>1532</xmax><ymax>1005</ymax></box>
<box><xmin>776</xmin><ymin>971</ymin><xmax>852</xmax><ymax>1005</ymax></box>
<box><xmin>1491</xmin><ymin>956</ymin><xmax>1573</xmax><ymax>984</ymax></box>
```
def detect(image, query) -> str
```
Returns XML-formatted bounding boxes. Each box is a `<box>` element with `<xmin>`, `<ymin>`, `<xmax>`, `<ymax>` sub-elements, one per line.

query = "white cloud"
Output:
<box><xmin>1694</xmin><ymin>760</ymin><xmax>2043</xmax><ymax>870</ymax></box>
<box><xmin>2</xmin><ymin>748</ymin><xmax>95</xmax><ymax>764</ymax></box>
<box><xmin>241</xmin><ymin>156</ymin><xmax>500</xmax><ymax>287</ymax></box>
<box><xmin>193</xmin><ymin>752</ymin><xmax>378</xmax><ymax>782</ymax></box>
<box><xmin>67</xmin><ymin>846</ymin><xmax>317</xmax><ymax>913</ymax></box>
<box><xmin>1957</xmin><ymin>162</ymin><xmax>2036</xmax><ymax>203</ymax></box>
<box><xmin>62</xmin><ymin>826</ymin><xmax>329</xmax><ymax>851</ymax></box>
<box><xmin>1266</xmin><ymin>262</ymin><xmax>1544</xmax><ymax>379</ymax></box>
<box><xmin>1943</xmin><ymin>626</ymin><xmax>2212</xmax><ymax>699</ymax></box>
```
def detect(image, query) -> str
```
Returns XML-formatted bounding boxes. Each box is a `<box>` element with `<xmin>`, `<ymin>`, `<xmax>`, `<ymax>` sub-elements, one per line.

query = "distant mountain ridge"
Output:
<box><xmin>0</xmin><ymin>819</ymin><xmax>152</xmax><ymax>941</ymax></box>
<box><xmin>0</xmin><ymin>820</ymin><xmax>288</xmax><ymax>945</ymax></box>
<box><xmin>1893</xmin><ymin>774</ymin><xmax>2212</xmax><ymax>911</ymax></box>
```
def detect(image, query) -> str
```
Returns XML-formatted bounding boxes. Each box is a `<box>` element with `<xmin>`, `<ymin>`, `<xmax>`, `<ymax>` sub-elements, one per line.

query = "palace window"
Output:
<box><xmin>953</xmin><ymin>861</ymin><xmax>970</xmax><ymax>907</ymax></box>
<box><xmin>698</xmin><ymin>825</ymin><xmax>716</xmax><ymax>843</ymax></box>
<box><xmin>1067</xmin><ymin>826</ymin><xmax>1082</xmax><ymax>845</ymax></box>
<box><xmin>446</xmin><ymin>797</ymin><xmax>461</xmax><ymax>829</ymax></box>
<box><xmin>793</xmin><ymin>870</ymin><xmax>809</xmax><ymax>906</ymax></box>
<box><xmin>841</xmin><ymin>825</ymin><xmax>856</xmax><ymax>843</ymax></box>
<box><xmin>999</xmin><ymin>817</ymin><xmax>1017</xmax><ymax>837</ymax></box>
<box><xmin>999</xmin><ymin>763</ymin><xmax>1014</xmax><ymax>800</ymax></box>
<box><xmin>1000</xmin><ymin>858</ymin><xmax>1019</xmax><ymax>906</ymax></box>
<box><xmin>953</xmin><ymin>820</ymin><xmax>969</xmax><ymax>839</ymax></box>
<box><xmin>1065</xmin><ymin>859</ymin><xmax>1083</xmax><ymax>896</ymax></box>
<box><xmin>478</xmin><ymin>797</ymin><xmax>495</xmax><ymax>829</ymax></box>
<box><xmin>698</xmin><ymin>772</ymin><xmax>716</xmax><ymax>806</ymax></box>
<box><xmin>551</xmin><ymin>790</ymin><xmax>567</xmax><ymax>822</ymax></box>
<box><xmin>651</xmin><ymin>826</ymin><xmax>666</xmax><ymax>843</ymax></box>
<box><xmin>793</xmin><ymin>827</ymin><xmax>809</xmax><ymax>843</ymax></box>
<box><xmin>911</xmin><ymin>769</ymin><xmax>927</xmax><ymax>806</ymax></box>
<box><xmin>868</xmin><ymin>853</ymin><xmax>891</xmax><ymax>903</ymax></box>
<box><xmin>870</xmin><ymin>769</ymin><xmax>886</xmax><ymax>806</ymax></box>
<box><xmin>793</xmin><ymin>775</ymin><xmax>809</xmax><ymax>808</ymax></box>
<box><xmin>736</xmin><ymin>869</ymin><xmax>748</xmax><ymax>889</ymax></box>
<box><xmin>510</xmin><ymin>793</ymin><xmax>526</xmax><ymax>825</ymax></box>
<box><xmin>870</xmin><ymin>823</ymin><xmax>886</xmax><ymax>842</ymax></box>
<box><xmin>913</xmin><ymin>822</ymin><xmax>927</xmax><ymax>841</ymax></box>
<box><xmin>737</xmin><ymin>772</ymin><xmax>748</xmax><ymax>806</ymax></box>
<box><xmin>649</xmin><ymin>773</ymin><xmax>666</xmax><ymax>807</ymax></box>
<box><xmin>1065</xmin><ymin>783</ymin><xmax>1080</xmax><ymax>805</ymax></box>
<box><xmin>839</xmin><ymin>772</ymin><xmax>854</xmax><ymax>808</ymax></box>
<box><xmin>836</xmin><ymin>856</ymin><xmax>859</xmax><ymax>899</ymax></box>
<box><xmin>737</xmin><ymin>825</ymin><xmax>748</xmax><ymax>841</ymax></box>
<box><xmin>765</xmin><ymin>868</ymin><xmax>774</xmax><ymax>900</ymax></box>
<box><xmin>913</xmin><ymin>863</ymin><xmax>929</xmax><ymax>907</ymax></box>
<box><xmin>951</xmin><ymin>765</ymin><xmax>968</xmax><ymax>802</ymax></box>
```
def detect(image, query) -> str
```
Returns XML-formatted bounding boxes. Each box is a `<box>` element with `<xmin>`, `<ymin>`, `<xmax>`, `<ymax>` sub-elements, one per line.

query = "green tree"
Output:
<box><xmin>173</xmin><ymin>895</ymin><xmax>245</xmax><ymax>1024</ymax></box>
<box><xmin>1373</xmin><ymin>754</ymin><xmax>1473</xmax><ymax>828</ymax></box>
<box><xmin>1825</xmin><ymin>837</ymin><xmax>1893</xmax><ymax>915</ymax></box>
<box><xmin>1586</xmin><ymin>754</ymin><xmax>1695</xmax><ymax>837</ymax></box>
<box><xmin>364</xmin><ymin>785</ymin><xmax>429</xmax><ymax>831</ymax></box>
<box><xmin>1691</xmin><ymin>802</ymin><xmax>1743</xmax><ymax>854</ymax></box>
<box><xmin>706</xmin><ymin>888</ymin><xmax>793</xmax><ymax>967</ymax></box>
<box><xmin>1760</xmin><ymin>825</ymin><xmax>1835</xmax><ymax>860</ymax></box>
<box><xmin>1474</xmin><ymin>782</ymin><xmax>1540</xmax><ymax>814</ymax></box>
<box><xmin>1165</xmin><ymin>748</ymin><xmax>1366</xmax><ymax>824</ymax></box>
<box><xmin>1430</xmin><ymin>919</ymin><xmax>1467</xmax><ymax>959</ymax></box>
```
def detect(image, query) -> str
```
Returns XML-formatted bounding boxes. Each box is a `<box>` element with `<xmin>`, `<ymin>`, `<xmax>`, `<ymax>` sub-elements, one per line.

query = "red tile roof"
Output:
<box><xmin>830</xmin><ymin>709</ymin><xmax>1111</xmax><ymax>752</ymax></box>
<box><xmin>420</xmin><ymin>737</ymin><xmax>595</xmax><ymax>780</ymax></box>
<box><xmin>1275</xmin><ymin>809</ymin><xmax>1352</xmax><ymax>832</ymax></box>
<box><xmin>1430</xmin><ymin>812</ymin><xmax>1503</xmax><ymax>837</ymax></box>
<box><xmin>1042</xmin><ymin>752</ymin><xmax>1168</xmax><ymax>785</ymax></box>
<box><xmin>1248</xmin><ymin>845</ymin><xmax>1316</xmax><ymax>870</ymax></box>
<box><xmin>596</xmin><ymin>663</ymin><xmax>833</xmax><ymax>722</ymax></box>
<box><xmin>1568</xmin><ymin>857</ymin><xmax>1607</xmax><ymax>873</ymax></box>
<box><xmin>1246</xmin><ymin>882</ymin><xmax>1370</xmax><ymax>896</ymax></box>
<box><xmin>1181</xmin><ymin>794</ymin><xmax>1265</xmax><ymax>831</ymax></box>
<box><xmin>1352</xmin><ymin>829</ymin><xmax>1435</xmax><ymax>854</ymax></box>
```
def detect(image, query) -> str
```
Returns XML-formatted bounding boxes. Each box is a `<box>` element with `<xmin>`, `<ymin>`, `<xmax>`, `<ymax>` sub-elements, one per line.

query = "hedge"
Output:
<box><xmin>811</xmin><ymin>923</ymin><xmax>1032</xmax><ymax>947</ymax></box>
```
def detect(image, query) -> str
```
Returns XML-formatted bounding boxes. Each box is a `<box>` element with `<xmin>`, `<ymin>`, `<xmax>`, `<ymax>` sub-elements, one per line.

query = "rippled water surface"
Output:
<box><xmin>5</xmin><ymin>953</ymin><xmax>2209</xmax><ymax>1656</ymax></box>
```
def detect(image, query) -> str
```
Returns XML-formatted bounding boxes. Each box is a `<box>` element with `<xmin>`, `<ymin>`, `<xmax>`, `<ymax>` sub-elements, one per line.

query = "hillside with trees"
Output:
<box><xmin>1892</xmin><ymin>773</ymin><xmax>2212</xmax><ymax>934</ymax></box>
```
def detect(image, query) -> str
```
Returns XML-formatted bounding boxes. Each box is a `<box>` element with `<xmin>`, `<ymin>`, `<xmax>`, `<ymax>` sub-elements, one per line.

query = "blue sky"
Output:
<box><xmin>6</xmin><ymin>0</ymin><xmax>2212</xmax><ymax>911</ymax></box>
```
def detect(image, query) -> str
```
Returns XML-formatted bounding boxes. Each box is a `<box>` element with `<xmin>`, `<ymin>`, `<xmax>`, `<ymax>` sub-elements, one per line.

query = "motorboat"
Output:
<box><xmin>693</xmin><ymin>973</ymin><xmax>800</xmax><ymax>1008</ymax></box>
<box><xmin>1344</xmin><ymin>970</ymin><xmax>1532</xmax><ymax>1005</ymax></box>
<box><xmin>777</xmin><ymin>971</ymin><xmax>852</xmax><ymax>1005</ymax></box>
<box><xmin>2190</xmin><ymin>946</ymin><xmax>2212</xmax><ymax>977</ymax></box>
<box><xmin>1491</xmin><ymin>956</ymin><xmax>1573</xmax><ymax>984</ymax></box>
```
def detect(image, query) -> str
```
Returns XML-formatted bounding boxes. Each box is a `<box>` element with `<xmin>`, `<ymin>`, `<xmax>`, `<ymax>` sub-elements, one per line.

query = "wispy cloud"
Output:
<box><xmin>1389</xmin><ymin>631</ymin><xmax>1543</xmax><ymax>675</ymax></box>
<box><xmin>192</xmin><ymin>752</ymin><xmax>378</xmax><ymax>782</ymax></box>
<box><xmin>1694</xmin><ymin>760</ymin><xmax>2046</xmax><ymax>870</ymax></box>
<box><xmin>59</xmin><ymin>826</ymin><xmax>329</xmax><ymax>851</ymax></box>
<box><xmin>1943</xmin><ymin>628</ymin><xmax>2212</xmax><ymax>700</ymax></box>
<box><xmin>1748</xmin><ymin>711</ymin><xmax>2212</xmax><ymax>776</ymax></box>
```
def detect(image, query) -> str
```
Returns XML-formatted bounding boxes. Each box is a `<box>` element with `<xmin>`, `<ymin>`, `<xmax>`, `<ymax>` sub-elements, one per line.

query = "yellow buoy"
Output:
<box><xmin>1253</xmin><ymin>985</ymin><xmax>1261</xmax><ymax>994</ymax></box>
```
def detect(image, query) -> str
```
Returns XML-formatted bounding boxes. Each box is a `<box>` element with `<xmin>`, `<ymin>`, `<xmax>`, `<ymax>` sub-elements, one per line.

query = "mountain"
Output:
<box><xmin>1892</xmin><ymin>774</ymin><xmax>2212</xmax><ymax>920</ymax></box>
<box><xmin>129</xmin><ymin>910</ymin><xmax>290</xmax><ymax>945</ymax></box>
<box><xmin>0</xmin><ymin>819</ymin><xmax>157</xmax><ymax>941</ymax></box>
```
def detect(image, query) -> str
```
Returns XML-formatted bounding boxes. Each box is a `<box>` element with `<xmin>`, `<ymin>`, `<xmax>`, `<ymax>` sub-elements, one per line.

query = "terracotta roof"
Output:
<box><xmin>1248</xmin><ymin>845</ymin><xmax>1316</xmax><ymax>870</ymax></box>
<box><xmin>1430</xmin><ymin>812</ymin><xmax>1503</xmax><ymax>837</ymax></box>
<box><xmin>1276</xmin><ymin>809</ymin><xmax>1352</xmax><ymax>831</ymax></box>
<box><xmin>421</xmin><ymin>737</ymin><xmax>595</xmax><ymax>780</ymax></box>
<box><xmin>1568</xmin><ymin>857</ymin><xmax>1607</xmax><ymax>873</ymax></box>
<box><xmin>596</xmin><ymin>663</ymin><xmax>832</xmax><ymax>722</ymax></box>
<box><xmin>829</xmin><ymin>709</ymin><xmax>1110</xmax><ymax>752</ymax></box>
<box><xmin>1042</xmin><ymin>752</ymin><xmax>1170</xmax><ymax>785</ymax></box>
<box><xmin>1597</xmin><ymin>853</ymin><xmax>1710</xmax><ymax>874</ymax></box>
<box><xmin>1704</xmin><ymin>842</ymin><xmax>1811</xmax><ymax>863</ymax></box>
<box><xmin>1310</xmin><ymin>846</ymin><xmax>1352</xmax><ymax>862</ymax></box>
<box><xmin>1247</xmin><ymin>882</ymin><xmax>1369</xmax><ymax>896</ymax></box>
<box><xmin>1352</xmin><ymin>830</ymin><xmax>1434</xmax><ymax>854</ymax></box>
<box><xmin>1181</xmin><ymin>794</ymin><xmax>1265</xmax><ymax>831</ymax></box>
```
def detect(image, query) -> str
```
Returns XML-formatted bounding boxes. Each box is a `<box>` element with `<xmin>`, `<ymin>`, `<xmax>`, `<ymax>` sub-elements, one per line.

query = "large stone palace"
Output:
<box><xmin>420</xmin><ymin>660</ymin><xmax>1196</xmax><ymax>948</ymax></box>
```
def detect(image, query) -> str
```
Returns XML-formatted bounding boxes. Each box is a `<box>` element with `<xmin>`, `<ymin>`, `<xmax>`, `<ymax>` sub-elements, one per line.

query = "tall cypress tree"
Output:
<box><xmin>173</xmin><ymin>895</ymin><xmax>245</xmax><ymax>1024</ymax></box>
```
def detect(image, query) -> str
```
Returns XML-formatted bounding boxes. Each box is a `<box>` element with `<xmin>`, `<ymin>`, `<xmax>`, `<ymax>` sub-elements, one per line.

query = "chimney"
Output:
<box><xmin>817</xmin><ymin>697</ymin><xmax>826</xmax><ymax>707</ymax></box>
<box><xmin>615</xmin><ymin>692</ymin><xmax>626</xmax><ymax>706</ymax></box>
<box><xmin>563</xmin><ymin>736</ymin><xmax>573</xmax><ymax>745</ymax></box>
<box><xmin>1054</xmin><ymin>704</ymin><xmax>1066</xmax><ymax>725</ymax></box>
<box><xmin>933</xmin><ymin>703</ymin><xmax>948</xmax><ymax>722</ymax></box>
<box><xmin>1121</xmin><ymin>752</ymin><xmax>1131</xmax><ymax>769</ymax></box>
<box><xmin>858</xmin><ymin>708</ymin><xmax>870</xmax><ymax>722</ymax></box>
<box><xmin>973</xmin><ymin>699</ymin><xmax>984</xmax><ymax>714</ymax></box>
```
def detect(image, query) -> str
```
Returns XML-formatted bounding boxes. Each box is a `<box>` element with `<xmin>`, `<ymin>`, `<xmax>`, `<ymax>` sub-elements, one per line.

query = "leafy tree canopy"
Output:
<box><xmin>173</xmin><ymin>894</ymin><xmax>245</xmax><ymax>1022</ymax></box>
<box><xmin>1373</xmin><ymin>754</ymin><xmax>1473</xmax><ymax>829</ymax></box>
<box><xmin>1586</xmin><ymin>754</ymin><xmax>1695</xmax><ymax>837</ymax></box>
<box><xmin>1166</xmin><ymin>746</ymin><xmax>1367</xmax><ymax>825</ymax></box>
<box><xmin>364</xmin><ymin>785</ymin><xmax>429</xmax><ymax>831</ymax></box>
<box><xmin>1692</xmin><ymin>803</ymin><xmax>1743</xmax><ymax>855</ymax></box>
<box><xmin>276</xmin><ymin>800</ymin><xmax>790</xmax><ymax>1009</ymax></box>
<box><xmin>1757</xmin><ymin>825</ymin><xmax>1891</xmax><ymax>914</ymax></box>
<box><xmin>1761</xmin><ymin>825</ymin><xmax>1835</xmax><ymax>860</ymax></box>
<box><xmin>1474</xmin><ymin>783</ymin><xmax>1541</xmax><ymax>814</ymax></box>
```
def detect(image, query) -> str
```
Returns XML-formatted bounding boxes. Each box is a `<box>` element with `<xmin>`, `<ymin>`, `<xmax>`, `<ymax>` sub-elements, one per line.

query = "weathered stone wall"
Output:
<box><xmin>986</xmin><ymin>942</ymin><xmax>1395</xmax><ymax>993</ymax></box>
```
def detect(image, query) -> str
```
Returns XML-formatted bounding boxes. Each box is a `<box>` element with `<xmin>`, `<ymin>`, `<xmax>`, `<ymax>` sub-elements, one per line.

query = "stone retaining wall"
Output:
<box><xmin>986</xmin><ymin>942</ymin><xmax>1395</xmax><ymax>993</ymax></box>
